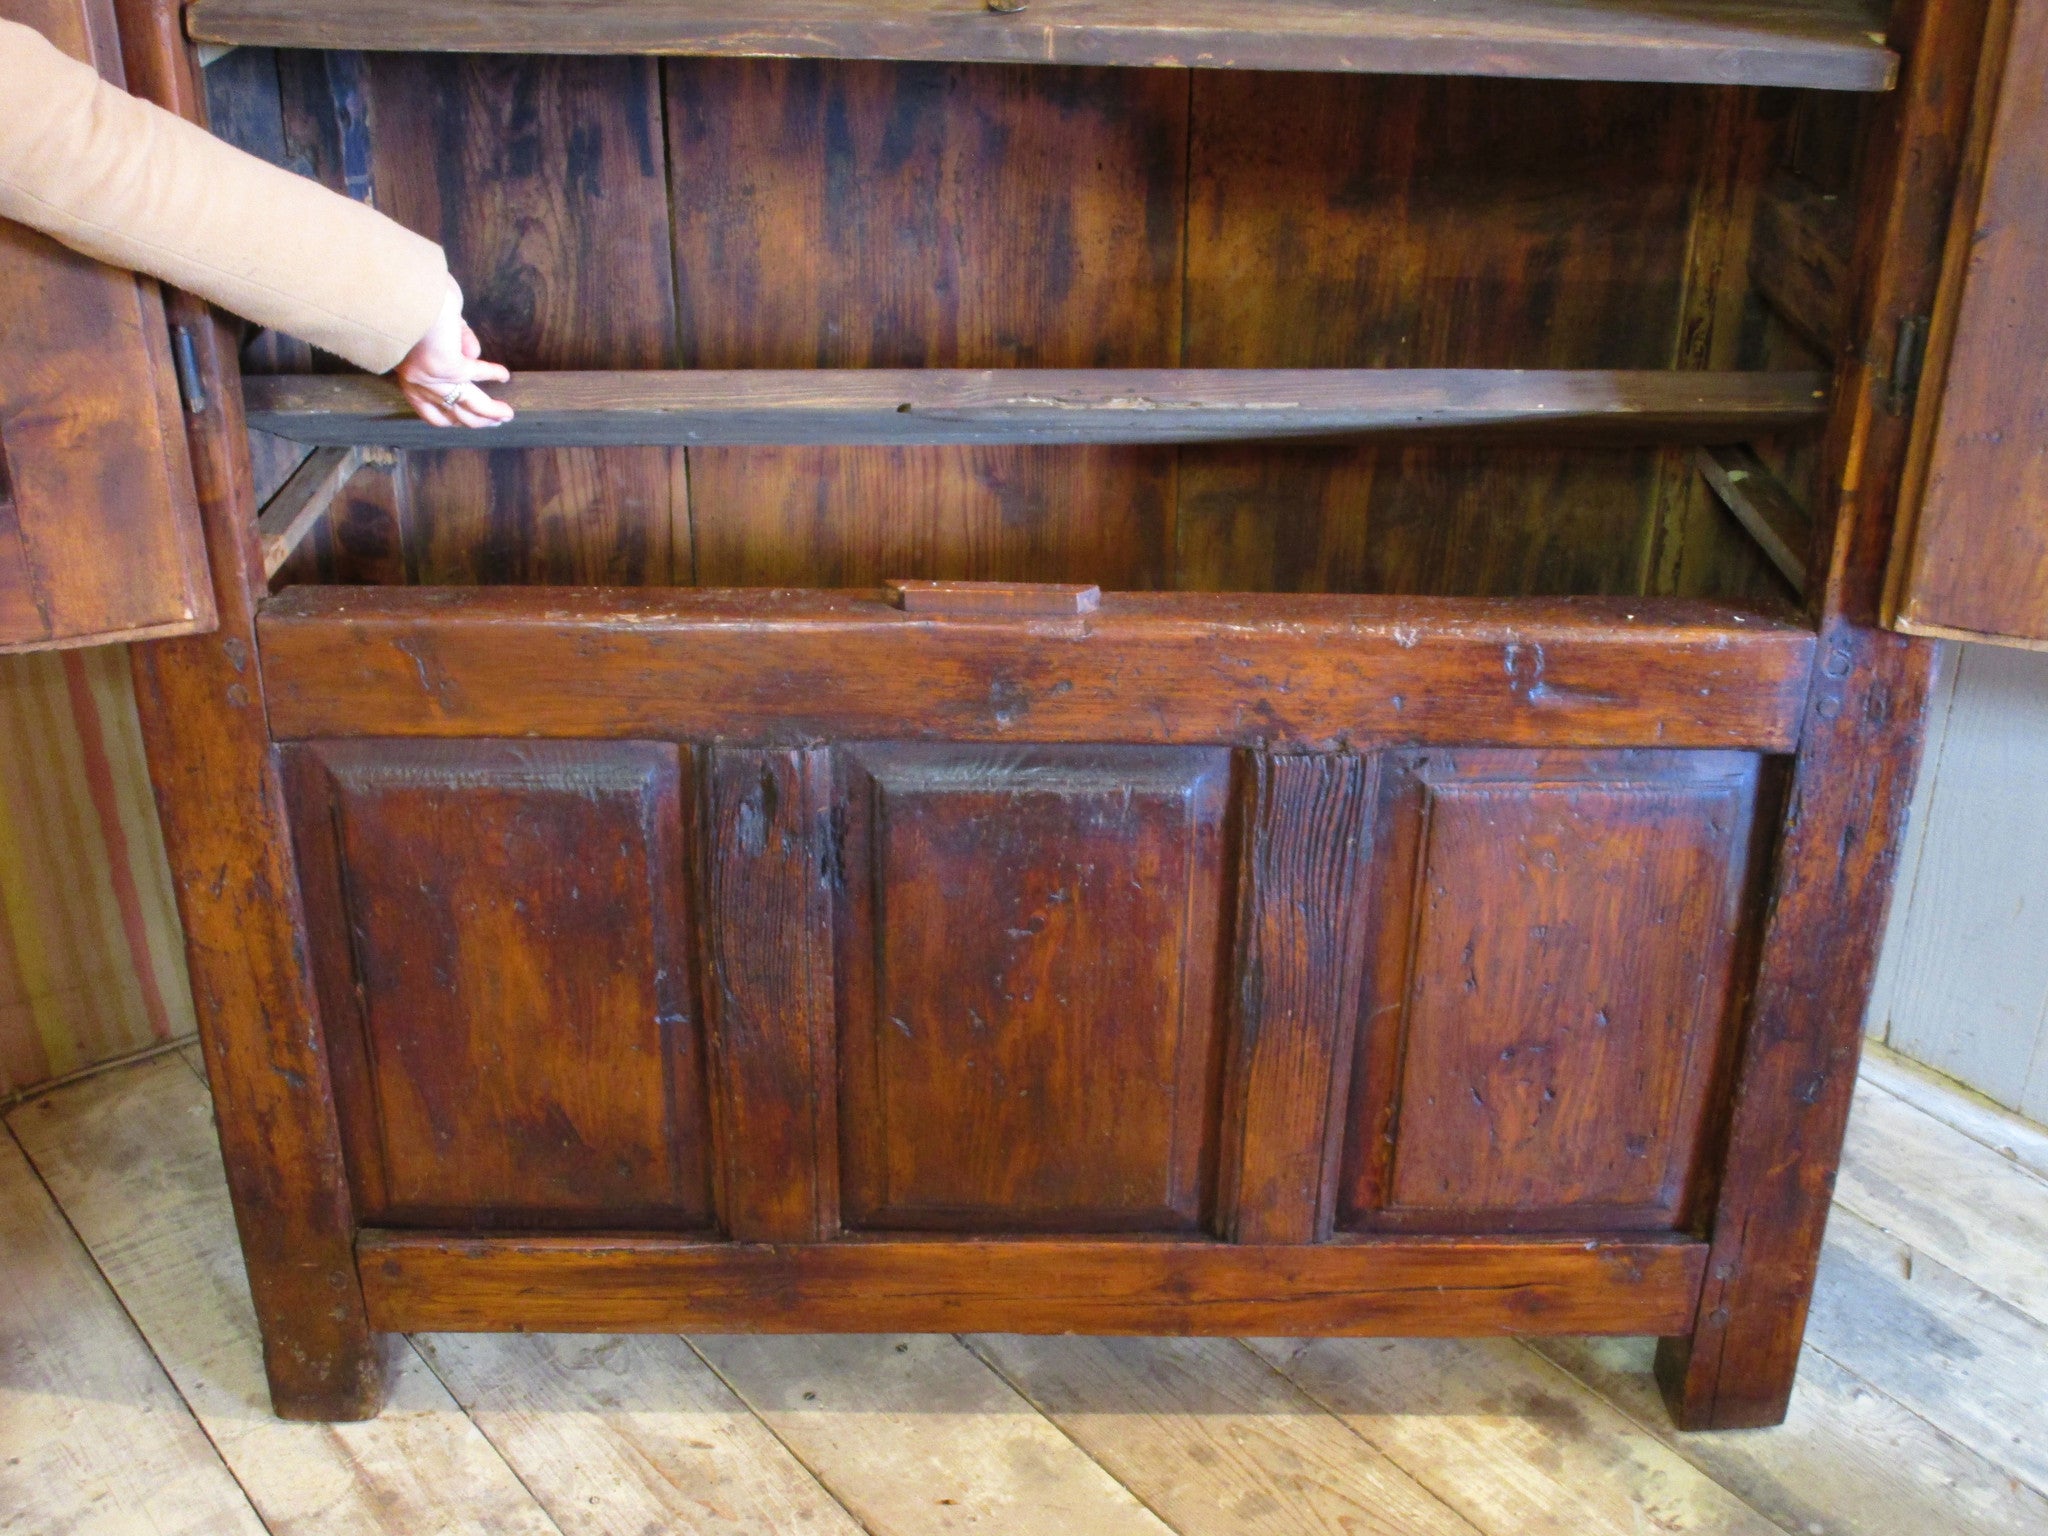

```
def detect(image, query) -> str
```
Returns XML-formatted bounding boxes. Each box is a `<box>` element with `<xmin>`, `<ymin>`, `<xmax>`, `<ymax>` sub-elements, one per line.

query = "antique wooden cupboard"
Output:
<box><xmin>4</xmin><ymin>0</ymin><xmax>2044</xmax><ymax>1430</ymax></box>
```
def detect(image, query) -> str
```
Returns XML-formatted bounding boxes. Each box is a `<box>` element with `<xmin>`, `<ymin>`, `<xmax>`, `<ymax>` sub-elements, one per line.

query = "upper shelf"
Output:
<box><xmin>242</xmin><ymin>368</ymin><xmax>1830</xmax><ymax>449</ymax></box>
<box><xmin>183</xmin><ymin>0</ymin><xmax>1898</xmax><ymax>92</ymax></box>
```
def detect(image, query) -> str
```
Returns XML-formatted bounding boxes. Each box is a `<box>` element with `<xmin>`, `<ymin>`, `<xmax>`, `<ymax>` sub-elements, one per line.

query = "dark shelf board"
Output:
<box><xmin>242</xmin><ymin>368</ymin><xmax>1831</xmax><ymax>449</ymax></box>
<box><xmin>185</xmin><ymin>0</ymin><xmax>1898</xmax><ymax>91</ymax></box>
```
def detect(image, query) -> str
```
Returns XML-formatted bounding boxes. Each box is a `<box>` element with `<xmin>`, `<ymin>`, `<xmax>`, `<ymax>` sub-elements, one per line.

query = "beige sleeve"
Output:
<box><xmin>0</xmin><ymin>17</ymin><xmax>448</xmax><ymax>374</ymax></box>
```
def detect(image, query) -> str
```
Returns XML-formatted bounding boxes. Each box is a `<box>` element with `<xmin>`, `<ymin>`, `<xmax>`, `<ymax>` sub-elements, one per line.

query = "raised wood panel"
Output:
<box><xmin>1338</xmin><ymin>750</ymin><xmax>1763</xmax><ymax>1233</ymax></box>
<box><xmin>282</xmin><ymin>740</ymin><xmax>712</xmax><ymax>1229</ymax></box>
<box><xmin>835</xmin><ymin>745</ymin><xmax>1231</xmax><ymax>1233</ymax></box>
<box><xmin>363</xmin><ymin>53</ymin><xmax>685</xmax><ymax>584</ymax></box>
<box><xmin>668</xmin><ymin>58</ymin><xmax>1182</xmax><ymax>589</ymax></box>
<box><xmin>0</xmin><ymin>0</ymin><xmax>211</xmax><ymax>652</ymax></box>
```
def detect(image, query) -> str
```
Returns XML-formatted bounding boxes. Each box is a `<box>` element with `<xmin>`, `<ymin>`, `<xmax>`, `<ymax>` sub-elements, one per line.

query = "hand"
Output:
<box><xmin>391</xmin><ymin>277</ymin><xmax>514</xmax><ymax>428</ymax></box>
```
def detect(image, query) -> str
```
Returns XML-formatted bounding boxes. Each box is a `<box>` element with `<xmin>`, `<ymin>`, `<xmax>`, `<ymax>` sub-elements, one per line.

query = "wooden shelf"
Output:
<box><xmin>184</xmin><ymin>0</ymin><xmax>1898</xmax><ymax>91</ymax></box>
<box><xmin>242</xmin><ymin>369</ymin><xmax>1830</xmax><ymax>450</ymax></box>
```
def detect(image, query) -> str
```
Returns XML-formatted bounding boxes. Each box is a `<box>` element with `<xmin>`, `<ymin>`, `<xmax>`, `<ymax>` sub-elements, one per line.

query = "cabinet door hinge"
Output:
<box><xmin>172</xmin><ymin>325</ymin><xmax>209</xmax><ymax>416</ymax></box>
<box><xmin>1886</xmin><ymin>313</ymin><xmax>1930</xmax><ymax>416</ymax></box>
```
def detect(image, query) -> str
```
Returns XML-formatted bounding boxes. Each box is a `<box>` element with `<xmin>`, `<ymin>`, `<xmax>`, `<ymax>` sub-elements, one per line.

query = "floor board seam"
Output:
<box><xmin>1</xmin><ymin>1110</ymin><xmax>274</xmax><ymax>1535</ymax></box>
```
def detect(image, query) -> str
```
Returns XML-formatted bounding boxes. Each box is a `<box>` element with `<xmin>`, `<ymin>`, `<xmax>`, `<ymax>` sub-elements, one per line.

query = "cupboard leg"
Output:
<box><xmin>1656</xmin><ymin>624</ymin><xmax>1933</xmax><ymax>1430</ymax></box>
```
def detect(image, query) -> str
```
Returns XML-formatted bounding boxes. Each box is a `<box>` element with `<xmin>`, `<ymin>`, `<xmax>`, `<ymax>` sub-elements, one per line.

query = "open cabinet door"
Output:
<box><xmin>0</xmin><ymin>0</ymin><xmax>214</xmax><ymax>653</ymax></box>
<box><xmin>1887</xmin><ymin>0</ymin><xmax>2048</xmax><ymax>649</ymax></box>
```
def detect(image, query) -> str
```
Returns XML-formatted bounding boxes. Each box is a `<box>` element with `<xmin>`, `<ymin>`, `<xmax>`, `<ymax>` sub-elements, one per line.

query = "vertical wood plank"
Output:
<box><xmin>669</xmin><ymin>58</ymin><xmax>1184</xmax><ymax>589</ymax></box>
<box><xmin>1658</xmin><ymin>0</ymin><xmax>1983</xmax><ymax>1427</ymax></box>
<box><xmin>1178</xmin><ymin>74</ymin><xmax>1716</xmax><ymax>598</ymax></box>
<box><xmin>1219</xmin><ymin>754</ymin><xmax>1376</xmax><ymax>1244</ymax></box>
<box><xmin>701</xmin><ymin>748</ymin><xmax>837</xmax><ymax>1242</ymax></box>
<box><xmin>366</xmin><ymin>53</ymin><xmax>683</xmax><ymax>584</ymax></box>
<box><xmin>114</xmin><ymin>0</ymin><xmax>382</xmax><ymax>1421</ymax></box>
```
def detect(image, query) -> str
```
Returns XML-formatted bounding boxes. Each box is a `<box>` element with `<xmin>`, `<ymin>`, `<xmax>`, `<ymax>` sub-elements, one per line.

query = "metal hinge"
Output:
<box><xmin>172</xmin><ymin>325</ymin><xmax>209</xmax><ymax>416</ymax></box>
<box><xmin>1886</xmin><ymin>313</ymin><xmax>1930</xmax><ymax>416</ymax></box>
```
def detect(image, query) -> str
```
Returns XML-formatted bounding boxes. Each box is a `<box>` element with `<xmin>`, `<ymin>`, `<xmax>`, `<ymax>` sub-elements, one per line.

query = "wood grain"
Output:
<box><xmin>282</xmin><ymin>741</ymin><xmax>713</xmax><ymax>1229</ymax></box>
<box><xmin>691</xmin><ymin>1334</ymin><xmax>1172</xmax><ymax>1536</ymax></box>
<box><xmin>9</xmin><ymin>1058</ymin><xmax>560</xmax><ymax>1534</ymax></box>
<box><xmin>255</xmin><ymin>444</ymin><xmax>363</xmax><ymax>578</ymax></box>
<box><xmin>965</xmin><ymin>1334</ymin><xmax>1482</xmax><ymax>1536</ymax></box>
<box><xmin>364</xmin><ymin>53</ymin><xmax>685</xmax><ymax>585</ymax></box>
<box><xmin>1546</xmin><ymin>1333</ymin><xmax>2048</xmax><ymax>1536</ymax></box>
<box><xmin>255</xmin><ymin>587</ymin><xmax>1818</xmax><ymax>751</ymax></box>
<box><xmin>1176</xmin><ymin>74</ymin><xmax>1752</xmax><ymax>598</ymax></box>
<box><xmin>183</xmin><ymin>0</ymin><xmax>1901</xmax><ymax>91</ymax></box>
<box><xmin>1217</xmin><ymin>755</ymin><xmax>1376</xmax><ymax>1244</ymax></box>
<box><xmin>669</xmin><ymin>58</ymin><xmax>1183</xmax><ymax>590</ymax></box>
<box><xmin>834</xmin><ymin>745</ymin><xmax>1230</xmax><ymax>1233</ymax></box>
<box><xmin>0</xmin><ymin>1126</ymin><xmax>265</xmax><ymax>1536</ymax></box>
<box><xmin>1250</xmin><ymin>1336</ymin><xmax>1783</xmax><ymax>1536</ymax></box>
<box><xmin>1696</xmin><ymin>445</ymin><xmax>1814</xmax><ymax>593</ymax></box>
<box><xmin>0</xmin><ymin>0</ymin><xmax>212</xmax><ymax>653</ymax></box>
<box><xmin>357</xmin><ymin>1231</ymin><xmax>1709</xmax><ymax>1335</ymax></box>
<box><xmin>1339</xmin><ymin>750</ymin><xmax>1761</xmax><ymax>1234</ymax></box>
<box><xmin>1890</xmin><ymin>0</ymin><xmax>2048</xmax><ymax>645</ymax></box>
<box><xmin>1749</xmin><ymin>170</ymin><xmax>1857</xmax><ymax>358</ymax></box>
<box><xmin>240</xmin><ymin>368</ymin><xmax>1832</xmax><ymax>448</ymax></box>
<box><xmin>413</xmin><ymin>1332</ymin><xmax>867</xmax><ymax>1536</ymax></box>
<box><xmin>702</xmin><ymin>749</ymin><xmax>839</xmax><ymax>1241</ymax></box>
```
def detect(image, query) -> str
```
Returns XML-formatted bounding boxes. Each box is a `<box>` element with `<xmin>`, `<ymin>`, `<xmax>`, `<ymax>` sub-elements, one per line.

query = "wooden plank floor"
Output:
<box><xmin>4</xmin><ymin>1042</ymin><xmax>2045</xmax><ymax>1535</ymax></box>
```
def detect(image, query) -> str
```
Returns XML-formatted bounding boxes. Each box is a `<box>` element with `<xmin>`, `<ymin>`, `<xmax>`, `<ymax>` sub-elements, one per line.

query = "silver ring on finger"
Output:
<box><xmin>442</xmin><ymin>385</ymin><xmax>468</xmax><ymax>407</ymax></box>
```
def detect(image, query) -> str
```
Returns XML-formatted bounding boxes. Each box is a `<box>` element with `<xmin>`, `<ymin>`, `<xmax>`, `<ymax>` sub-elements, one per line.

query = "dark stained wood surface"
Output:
<box><xmin>1175</xmin><ymin>74</ymin><xmax>1758</xmax><ymax>599</ymax></box>
<box><xmin>254</xmin><ymin>588</ymin><xmax>1818</xmax><ymax>752</ymax></box>
<box><xmin>240</xmin><ymin>368</ymin><xmax>1832</xmax><ymax>449</ymax></box>
<box><xmin>1888</xmin><ymin>0</ymin><xmax>2048</xmax><ymax>647</ymax></box>
<box><xmin>701</xmin><ymin>750</ymin><xmax>840</xmax><ymax>1241</ymax></box>
<box><xmin>112</xmin><ymin>0</ymin><xmax>382</xmax><ymax>1422</ymax></box>
<box><xmin>1697</xmin><ymin>445</ymin><xmax>1814</xmax><ymax>594</ymax></box>
<box><xmin>1337</xmin><ymin>750</ymin><xmax>1761</xmax><ymax>1234</ymax></box>
<box><xmin>184</xmin><ymin>0</ymin><xmax>1900</xmax><ymax>91</ymax></box>
<box><xmin>1656</xmin><ymin>0</ymin><xmax>1972</xmax><ymax>1429</ymax></box>
<box><xmin>357</xmin><ymin>1231</ymin><xmax>1711</xmax><ymax>1336</ymax></box>
<box><xmin>0</xmin><ymin>0</ymin><xmax>212</xmax><ymax>652</ymax></box>
<box><xmin>670</xmin><ymin>59</ymin><xmax>1183</xmax><ymax>590</ymax></box>
<box><xmin>1749</xmin><ymin>170</ymin><xmax>1857</xmax><ymax>360</ymax></box>
<box><xmin>887</xmin><ymin>579</ymin><xmax>1102</xmax><ymax>615</ymax></box>
<box><xmin>364</xmin><ymin>54</ymin><xmax>686</xmax><ymax>585</ymax></box>
<box><xmin>281</xmin><ymin>741</ymin><xmax>712</xmax><ymax>1229</ymax></box>
<box><xmin>1217</xmin><ymin>756</ymin><xmax>1376</xmax><ymax>1244</ymax></box>
<box><xmin>256</xmin><ymin>445</ymin><xmax>365</xmax><ymax>579</ymax></box>
<box><xmin>834</xmin><ymin>746</ymin><xmax>1231</xmax><ymax>1233</ymax></box>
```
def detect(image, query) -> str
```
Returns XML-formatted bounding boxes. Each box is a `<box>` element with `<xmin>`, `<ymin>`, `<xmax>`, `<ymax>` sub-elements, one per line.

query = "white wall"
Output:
<box><xmin>1868</xmin><ymin>641</ymin><xmax>2048</xmax><ymax>1124</ymax></box>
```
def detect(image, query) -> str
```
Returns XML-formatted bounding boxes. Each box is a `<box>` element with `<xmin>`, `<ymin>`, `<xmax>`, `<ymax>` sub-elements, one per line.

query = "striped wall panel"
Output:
<box><xmin>0</xmin><ymin>646</ymin><xmax>193</xmax><ymax>1097</ymax></box>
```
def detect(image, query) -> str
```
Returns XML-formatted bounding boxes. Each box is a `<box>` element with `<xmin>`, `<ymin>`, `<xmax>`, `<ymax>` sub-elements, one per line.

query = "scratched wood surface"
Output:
<box><xmin>8</xmin><ymin>1043</ymin><xmax>2042</xmax><ymax>1535</ymax></box>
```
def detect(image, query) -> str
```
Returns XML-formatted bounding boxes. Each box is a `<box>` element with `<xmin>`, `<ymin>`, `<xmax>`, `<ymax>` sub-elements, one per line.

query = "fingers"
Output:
<box><xmin>397</xmin><ymin>369</ymin><xmax>515</xmax><ymax>428</ymax></box>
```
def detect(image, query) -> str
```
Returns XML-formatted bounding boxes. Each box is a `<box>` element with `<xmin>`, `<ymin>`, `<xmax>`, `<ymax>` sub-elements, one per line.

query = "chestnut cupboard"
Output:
<box><xmin>3</xmin><ymin>0</ymin><xmax>2044</xmax><ymax>1431</ymax></box>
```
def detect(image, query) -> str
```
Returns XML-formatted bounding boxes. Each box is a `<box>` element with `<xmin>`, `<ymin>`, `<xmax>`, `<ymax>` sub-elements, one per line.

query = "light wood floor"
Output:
<box><xmin>4</xmin><ymin>1041</ymin><xmax>2046</xmax><ymax>1536</ymax></box>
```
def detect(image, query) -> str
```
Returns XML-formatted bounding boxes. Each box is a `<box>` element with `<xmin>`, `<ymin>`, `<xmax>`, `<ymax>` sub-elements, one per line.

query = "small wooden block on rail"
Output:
<box><xmin>1697</xmin><ymin>445</ymin><xmax>1815</xmax><ymax>594</ymax></box>
<box><xmin>243</xmin><ymin>369</ymin><xmax>1832</xmax><ymax>450</ymax></box>
<box><xmin>186</xmin><ymin>0</ymin><xmax>1899</xmax><ymax>91</ymax></box>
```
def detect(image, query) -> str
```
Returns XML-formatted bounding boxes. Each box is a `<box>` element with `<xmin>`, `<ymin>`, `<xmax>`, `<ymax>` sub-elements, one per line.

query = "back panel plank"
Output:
<box><xmin>364</xmin><ymin>53</ymin><xmax>685</xmax><ymax>583</ymax></box>
<box><xmin>835</xmin><ymin>745</ymin><xmax>1231</xmax><ymax>1233</ymax></box>
<box><xmin>669</xmin><ymin>58</ymin><xmax>1184</xmax><ymax>588</ymax></box>
<box><xmin>282</xmin><ymin>740</ymin><xmax>712</xmax><ymax>1228</ymax></box>
<box><xmin>1180</xmin><ymin>74</ymin><xmax>1727</xmax><ymax>597</ymax></box>
<box><xmin>1339</xmin><ymin>750</ymin><xmax>1763</xmax><ymax>1232</ymax></box>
